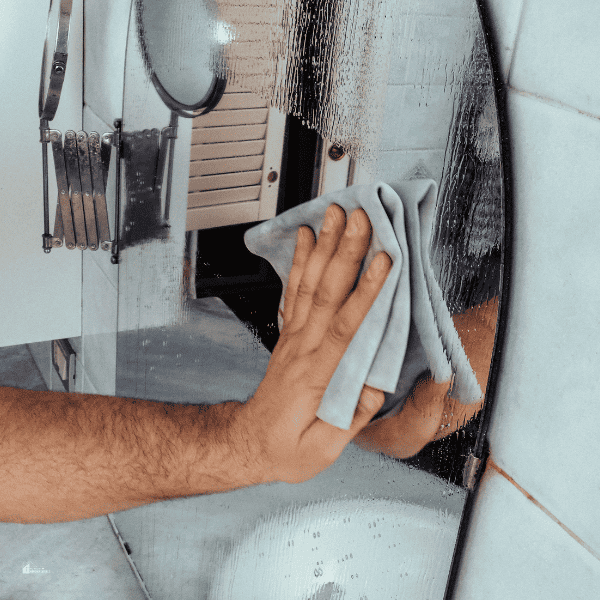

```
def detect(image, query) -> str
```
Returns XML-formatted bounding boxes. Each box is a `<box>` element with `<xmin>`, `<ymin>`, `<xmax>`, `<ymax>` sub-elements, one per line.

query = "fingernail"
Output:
<box><xmin>321</xmin><ymin>206</ymin><xmax>337</xmax><ymax>232</ymax></box>
<box><xmin>369</xmin><ymin>252</ymin><xmax>391</xmax><ymax>275</ymax></box>
<box><xmin>297</xmin><ymin>226</ymin><xmax>313</xmax><ymax>243</ymax></box>
<box><xmin>346</xmin><ymin>210</ymin><xmax>361</xmax><ymax>236</ymax></box>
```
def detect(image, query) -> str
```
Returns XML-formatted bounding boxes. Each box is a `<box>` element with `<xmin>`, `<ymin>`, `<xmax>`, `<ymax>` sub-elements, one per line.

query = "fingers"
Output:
<box><xmin>353</xmin><ymin>377</ymin><xmax>447</xmax><ymax>459</ymax></box>
<box><xmin>302</xmin><ymin>208</ymin><xmax>373</xmax><ymax>342</ymax></box>
<box><xmin>318</xmin><ymin>250</ymin><xmax>392</xmax><ymax>368</ymax></box>
<box><xmin>349</xmin><ymin>385</ymin><xmax>386</xmax><ymax>435</ymax></box>
<box><xmin>389</xmin><ymin>379</ymin><xmax>446</xmax><ymax>457</ymax></box>
<box><xmin>285</xmin><ymin>204</ymin><xmax>348</xmax><ymax>333</ymax></box>
<box><xmin>303</xmin><ymin>385</ymin><xmax>386</xmax><ymax>462</ymax></box>
<box><xmin>283</xmin><ymin>226</ymin><xmax>315</xmax><ymax>327</ymax></box>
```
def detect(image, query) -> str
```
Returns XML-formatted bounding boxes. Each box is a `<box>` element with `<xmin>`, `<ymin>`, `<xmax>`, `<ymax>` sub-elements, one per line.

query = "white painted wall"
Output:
<box><xmin>454</xmin><ymin>0</ymin><xmax>600</xmax><ymax>597</ymax></box>
<box><xmin>0</xmin><ymin>0</ymin><xmax>83</xmax><ymax>347</ymax></box>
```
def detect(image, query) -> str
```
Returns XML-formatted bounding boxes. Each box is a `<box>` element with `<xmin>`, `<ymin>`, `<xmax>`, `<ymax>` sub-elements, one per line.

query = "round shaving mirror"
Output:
<box><xmin>39</xmin><ymin>0</ymin><xmax>72</xmax><ymax>121</ymax></box>
<box><xmin>136</xmin><ymin>0</ymin><xmax>226</xmax><ymax>117</ymax></box>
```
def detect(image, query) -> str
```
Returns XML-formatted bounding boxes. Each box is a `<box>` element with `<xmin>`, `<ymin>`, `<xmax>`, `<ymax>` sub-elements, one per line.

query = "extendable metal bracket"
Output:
<box><xmin>41</xmin><ymin>122</ymin><xmax>117</xmax><ymax>257</ymax></box>
<box><xmin>160</xmin><ymin>115</ymin><xmax>179</xmax><ymax>224</ymax></box>
<box><xmin>161</xmin><ymin>126</ymin><xmax>178</xmax><ymax>139</ymax></box>
<box><xmin>110</xmin><ymin>119</ymin><xmax>123</xmax><ymax>264</ymax></box>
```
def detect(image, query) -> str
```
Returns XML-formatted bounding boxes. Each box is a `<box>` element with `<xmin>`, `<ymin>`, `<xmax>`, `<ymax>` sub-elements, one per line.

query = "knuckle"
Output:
<box><xmin>338</xmin><ymin>240</ymin><xmax>367</xmax><ymax>264</ymax></box>
<box><xmin>292</xmin><ymin>245</ymin><xmax>310</xmax><ymax>268</ymax></box>
<box><xmin>295</xmin><ymin>281</ymin><xmax>314</xmax><ymax>301</ymax></box>
<box><xmin>291</xmin><ymin>255</ymin><xmax>305</xmax><ymax>270</ymax></box>
<box><xmin>312</xmin><ymin>287</ymin><xmax>334</xmax><ymax>309</ymax></box>
<box><xmin>357</xmin><ymin>388</ymin><xmax>385</xmax><ymax>415</ymax></box>
<box><xmin>355</xmin><ymin>268</ymin><xmax>380</xmax><ymax>296</ymax></box>
<box><xmin>328</xmin><ymin>313</ymin><xmax>354</xmax><ymax>343</ymax></box>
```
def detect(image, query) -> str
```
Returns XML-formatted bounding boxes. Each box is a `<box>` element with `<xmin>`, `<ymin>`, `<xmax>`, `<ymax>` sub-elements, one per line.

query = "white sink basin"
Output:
<box><xmin>210</xmin><ymin>497</ymin><xmax>460</xmax><ymax>600</ymax></box>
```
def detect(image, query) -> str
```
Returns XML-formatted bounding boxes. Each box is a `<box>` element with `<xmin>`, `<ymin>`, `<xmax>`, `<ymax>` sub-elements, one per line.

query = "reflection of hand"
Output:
<box><xmin>238</xmin><ymin>204</ymin><xmax>392</xmax><ymax>484</ymax></box>
<box><xmin>353</xmin><ymin>297</ymin><xmax>498</xmax><ymax>459</ymax></box>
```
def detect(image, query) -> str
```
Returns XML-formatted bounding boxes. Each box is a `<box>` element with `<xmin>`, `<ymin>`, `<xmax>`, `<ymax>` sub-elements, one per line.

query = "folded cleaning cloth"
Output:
<box><xmin>244</xmin><ymin>180</ymin><xmax>482</xmax><ymax>430</ymax></box>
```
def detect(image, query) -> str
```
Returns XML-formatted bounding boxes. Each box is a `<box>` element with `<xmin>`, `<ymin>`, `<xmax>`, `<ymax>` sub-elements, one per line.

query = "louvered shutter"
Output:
<box><xmin>186</xmin><ymin>83</ymin><xmax>286</xmax><ymax>231</ymax></box>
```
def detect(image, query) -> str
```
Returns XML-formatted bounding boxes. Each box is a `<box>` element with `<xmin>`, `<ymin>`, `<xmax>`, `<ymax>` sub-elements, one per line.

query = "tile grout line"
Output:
<box><xmin>504</xmin><ymin>0</ymin><xmax>527</xmax><ymax>86</ymax></box>
<box><xmin>507</xmin><ymin>86</ymin><xmax>600</xmax><ymax>121</ymax></box>
<box><xmin>488</xmin><ymin>459</ymin><xmax>600</xmax><ymax>562</ymax></box>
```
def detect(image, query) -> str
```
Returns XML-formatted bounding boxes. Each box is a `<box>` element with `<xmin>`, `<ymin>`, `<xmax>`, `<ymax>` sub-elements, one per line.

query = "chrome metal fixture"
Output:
<box><xmin>39</xmin><ymin>0</ymin><xmax>226</xmax><ymax>260</ymax></box>
<box><xmin>39</xmin><ymin>0</ymin><xmax>119</xmax><ymax>258</ymax></box>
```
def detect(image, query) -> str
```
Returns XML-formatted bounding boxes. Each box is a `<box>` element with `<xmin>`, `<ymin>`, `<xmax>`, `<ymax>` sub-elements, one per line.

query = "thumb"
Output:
<box><xmin>348</xmin><ymin>385</ymin><xmax>385</xmax><ymax>437</ymax></box>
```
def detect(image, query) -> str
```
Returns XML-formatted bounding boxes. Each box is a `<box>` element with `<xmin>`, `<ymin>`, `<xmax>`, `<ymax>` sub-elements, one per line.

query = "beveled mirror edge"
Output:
<box><xmin>443</xmin><ymin>0</ymin><xmax>513</xmax><ymax>597</ymax></box>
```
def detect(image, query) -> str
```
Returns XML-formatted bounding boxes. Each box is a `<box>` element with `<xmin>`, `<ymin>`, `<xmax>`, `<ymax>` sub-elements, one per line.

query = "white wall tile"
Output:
<box><xmin>380</xmin><ymin>85</ymin><xmax>456</xmax><ymax>150</ymax></box>
<box><xmin>399</xmin><ymin>0</ymin><xmax>474</xmax><ymax>18</ymax></box>
<box><xmin>488</xmin><ymin>90</ymin><xmax>600</xmax><ymax>554</ymax></box>
<box><xmin>454</xmin><ymin>467</ymin><xmax>600</xmax><ymax>599</ymax></box>
<box><xmin>480</xmin><ymin>0</ymin><xmax>524</xmax><ymax>82</ymax></box>
<box><xmin>388</xmin><ymin>15</ymin><xmax>476</xmax><ymax>87</ymax></box>
<box><xmin>510</xmin><ymin>0</ymin><xmax>600</xmax><ymax>116</ymax></box>
<box><xmin>376</xmin><ymin>149</ymin><xmax>446</xmax><ymax>187</ymax></box>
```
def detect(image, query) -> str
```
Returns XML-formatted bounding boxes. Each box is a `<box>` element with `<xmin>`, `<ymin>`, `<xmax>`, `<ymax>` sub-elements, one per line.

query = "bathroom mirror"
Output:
<box><xmin>96</xmin><ymin>0</ymin><xmax>506</xmax><ymax>598</ymax></box>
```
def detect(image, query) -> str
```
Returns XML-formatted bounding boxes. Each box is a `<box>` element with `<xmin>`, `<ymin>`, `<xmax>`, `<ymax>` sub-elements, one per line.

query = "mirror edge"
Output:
<box><xmin>443</xmin><ymin>0</ymin><xmax>514</xmax><ymax>598</ymax></box>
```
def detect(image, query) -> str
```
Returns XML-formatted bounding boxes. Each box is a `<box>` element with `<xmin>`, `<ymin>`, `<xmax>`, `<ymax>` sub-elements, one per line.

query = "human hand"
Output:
<box><xmin>352</xmin><ymin>377</ymin><xmax>448</xmax><ymax>459</ymax></box>
<box><xmin>237</xmin><ymin>204</ymin><xmax>392</xmax><ymax>484</ymax></box>
<box><xmin>353</xmin><ymin>297</ymin><xmax>498</xmax><ymax>458</ymax></box>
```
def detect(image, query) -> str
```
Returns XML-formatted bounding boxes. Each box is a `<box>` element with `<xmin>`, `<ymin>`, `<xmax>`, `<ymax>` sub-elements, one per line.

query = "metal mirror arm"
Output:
<box><xmin>39</xmin><ymin>0</ymin><xmax>121</xmax><ymax>260</ymax></box>
<box><xmin>39</xmin><ymin>120</ymin><xmax>118</xmax><ymax>257</ymax></box>
<box><xmin>40</xmin><ymin>119</ymin><xmax>53</xmax><ymax>253</ymax></box>
<box><xmin>160</xmin><ymin>112</ymin><xmax>179</xmax><ymax>225</ymax></box>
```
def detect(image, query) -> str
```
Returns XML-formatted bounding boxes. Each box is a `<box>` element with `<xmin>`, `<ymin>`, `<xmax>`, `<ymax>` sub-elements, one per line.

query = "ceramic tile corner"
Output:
<box><xmin>510</xmin><ymin>0</ymin><xmax>600</xmax><ymax>117</ymax></box>
<box><xmin>487</xmin><ymin>90</ymin><xmax>600</xmax><ymax>554</ymax></box>
<box><xmin>454</xmin><ymin>467</ymin><xmax>600</xmax><ymax>599</ymax></box>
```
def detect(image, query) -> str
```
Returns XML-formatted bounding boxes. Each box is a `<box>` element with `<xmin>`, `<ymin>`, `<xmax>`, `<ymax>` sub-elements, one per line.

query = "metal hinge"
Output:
<box><xmin>161</xmin><ymin>126</ymin><xmax>178</xmax><ymax>139</ymax></box>
<box><xmin>462</xmin><ymin>453</ymin><xmax>483</xmax><ymax>491</ymax></box>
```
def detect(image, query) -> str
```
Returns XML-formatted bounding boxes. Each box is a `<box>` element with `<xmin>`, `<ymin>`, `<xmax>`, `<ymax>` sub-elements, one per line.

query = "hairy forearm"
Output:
<box><xmin>0</xmin><ymin>387</ymin><xmax>260</xmax><ymax>524</ymax></box>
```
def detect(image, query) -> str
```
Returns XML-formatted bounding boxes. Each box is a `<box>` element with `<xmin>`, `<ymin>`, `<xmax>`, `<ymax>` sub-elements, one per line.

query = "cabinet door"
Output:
<box><xmin>187</xmin><ymin>83</ymin><xmax>286</xmax><ymax>231</ymax></box>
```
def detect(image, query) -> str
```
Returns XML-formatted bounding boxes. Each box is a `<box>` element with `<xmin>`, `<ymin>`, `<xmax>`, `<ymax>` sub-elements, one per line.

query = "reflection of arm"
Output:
<box><xmin>353</xmin><ymin>297</ymin><xmax>498</xmax><ymax>458</ymax></box>
<box><xmin>434</xmin><ymin>296</ymin><xmax>498</xmax><ymax>441</ymax></box>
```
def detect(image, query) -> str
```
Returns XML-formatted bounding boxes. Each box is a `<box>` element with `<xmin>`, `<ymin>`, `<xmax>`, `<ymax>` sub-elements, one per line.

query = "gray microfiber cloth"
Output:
<box><xmin>244</xmin><ymin>180</ymin><xmax>482</xmax><ymax>430</ymax></box>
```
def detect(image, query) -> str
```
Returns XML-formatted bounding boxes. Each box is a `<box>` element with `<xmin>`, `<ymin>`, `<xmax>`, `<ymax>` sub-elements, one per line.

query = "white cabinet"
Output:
<box><xmin>0</xmin><ymin>0</ymin><xmax>83</xmax><ymax>347</ymax></box>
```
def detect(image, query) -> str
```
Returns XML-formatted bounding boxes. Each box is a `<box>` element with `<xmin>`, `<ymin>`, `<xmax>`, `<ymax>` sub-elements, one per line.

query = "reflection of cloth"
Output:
<box><xmin>244</xmin><ymin>181</ymin><xmax>482</xmax><ymax>430</ymax></box>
